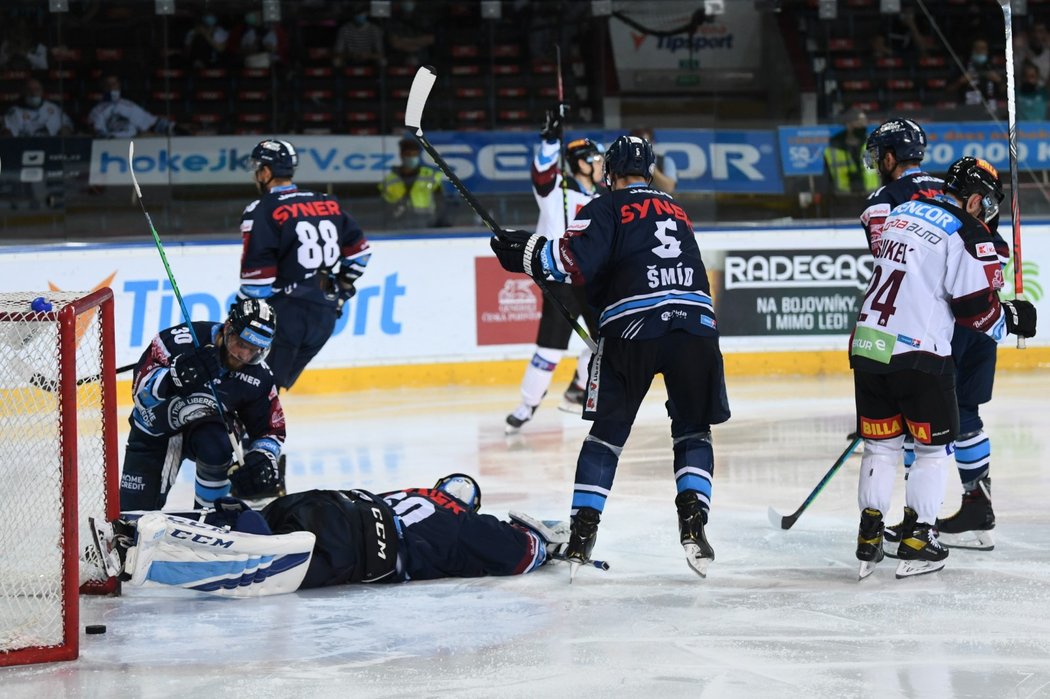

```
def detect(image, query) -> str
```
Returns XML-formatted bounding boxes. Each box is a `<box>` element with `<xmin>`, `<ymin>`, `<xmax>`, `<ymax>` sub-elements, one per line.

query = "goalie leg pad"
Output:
<box><xmin>125</xmin><ymin>512</ymin><xmax>314</xmax><ymax>597</ymax></box>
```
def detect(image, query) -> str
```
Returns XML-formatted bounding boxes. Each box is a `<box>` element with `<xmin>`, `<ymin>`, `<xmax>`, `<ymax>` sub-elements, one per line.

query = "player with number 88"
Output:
<box><xmin>237</xmin><ymin>139</ymin><xmax>371</xmax><ymax>391</ymax></box>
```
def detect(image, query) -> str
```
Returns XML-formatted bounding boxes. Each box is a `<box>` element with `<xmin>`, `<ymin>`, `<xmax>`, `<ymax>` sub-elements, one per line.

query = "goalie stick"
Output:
<box><xmin>999</xmin><ymin>0</ymin><xmax>1027</xmax><ymax>350</ymax></box>
<box><xmin>404</xmin><ymin>66</ymin><xmax>597</xmax><ymax>353</ymax></box>
<box><xmin>130</xmin><ymin>142</ymin><xmax>244</xmax><ymax>467</ymax></box>
<box><xmin>767</xmin><ymin>434</ymin><xmax>862</xmax><ymax>530</ymax></box>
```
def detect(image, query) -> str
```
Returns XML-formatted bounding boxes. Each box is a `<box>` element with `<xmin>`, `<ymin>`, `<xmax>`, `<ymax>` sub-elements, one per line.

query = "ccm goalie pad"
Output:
<box><xmin>105</xmin><ymin>512</ymin><xmax>315</xmax><ymax>597</ymax></box>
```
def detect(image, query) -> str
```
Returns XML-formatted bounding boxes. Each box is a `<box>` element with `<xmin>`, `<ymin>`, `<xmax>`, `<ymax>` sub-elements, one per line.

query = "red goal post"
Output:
<box><xmin>0</xmin><ymin>289</ymin><xmax>119</xmax><ymax>666</ymax></box>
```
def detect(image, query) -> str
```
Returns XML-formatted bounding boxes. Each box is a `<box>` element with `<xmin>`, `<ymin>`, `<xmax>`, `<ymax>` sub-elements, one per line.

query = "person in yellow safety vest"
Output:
<box><xmin>824</xmin><ymin>108</ymin><xmax>880</xmax><ymax>195</ymax></box>
<box><xmin>378</xmin><ymin>137</ymin><xmax>450</xmax><ymax>228</ymax></box>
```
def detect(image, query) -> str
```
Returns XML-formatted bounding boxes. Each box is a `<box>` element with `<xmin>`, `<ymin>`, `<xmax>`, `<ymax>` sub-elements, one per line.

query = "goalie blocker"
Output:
<box><xmin>92</xmin><ymin>475</ymin><xmax>569</xmax><ymax>597</ymax></box>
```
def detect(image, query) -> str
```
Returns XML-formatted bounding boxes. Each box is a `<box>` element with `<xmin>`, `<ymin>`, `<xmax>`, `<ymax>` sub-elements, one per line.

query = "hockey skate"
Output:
<box><xmin>882</xmin><ymin>507</ymin><xmax>918</xmax><ymax>560</ymax></box>
<box><xmin>856</xmin><ymin>507</ymin><xmax>885</xmax><ymax>580</ymax></box>
<box><xmin>676</xmin><ymin>491</ymin><xmax>714</xmax><ymax>578</ymax></box>
<box><xmin>936</xmin><ymin>477</ymin><xmax>995</xmax><ymax>550</ymax></box>
<box><xmin>563</xmin><ymin>507</ymin><xmax>601</xmax><ymax>582</ymax></box>
<box><xmin>505</xmin><ymin>402</ymin><xmax>538</xmax><ymax>434</ymax></box>
<box><xmin>895</xmin><ymin>521</ymin><xmax>949</xmax><ymax>579</ymax></box>
<box><xmin>558</xmin><ymin>380</ymin><xmax>586</xmax><ymax>414</ymax></box>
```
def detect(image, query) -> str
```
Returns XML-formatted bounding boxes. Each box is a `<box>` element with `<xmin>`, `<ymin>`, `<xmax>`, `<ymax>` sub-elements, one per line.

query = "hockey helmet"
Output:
<box><xmin>603</xmin><ymin>135</ymin><xmax>655</xmax><ymax>186</ymax></box>
<box><xmin>224</xmin><ymin>298</ymin><xmax>277</xmax><ymax>365</ymax></box>
<box><xmin>565</xmin><ymin>137</ymin><xmax>603</xmax><ymax>174</ymax></box>
<box><xmin>943</xmin><ymin>156</ymin><xmax>1004</xmax><ymax>223</ymax></box>
<box><xmin>863</xmin><ymin>118</ymin><xmax>927</xmax><ymax>169</ymax></box>
<box><xmin>249</xmin><ymin>139</ymin><xmax>299</xmax><ymax>178</ymax></box>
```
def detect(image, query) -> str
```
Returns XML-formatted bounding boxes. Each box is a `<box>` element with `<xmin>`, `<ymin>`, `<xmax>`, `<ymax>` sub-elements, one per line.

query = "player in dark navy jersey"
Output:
<box><xmin>238</xmin><ymin>139</ymin><xmax>371</xmax><ymax>391</ymax></box>
<box><xmin>120</xmin><ymin>299</ymin><xmax>286</xmax><ymax>511</ymax></box>
<box><xmin>491</xmin><ymin>135</ymin><xmax>731</xmax><ymax>580</ymax></box>
<box><xmin>861</xmin><ymin>120</ymin><xmax>1011</xmax><ymax>553</ymax></box>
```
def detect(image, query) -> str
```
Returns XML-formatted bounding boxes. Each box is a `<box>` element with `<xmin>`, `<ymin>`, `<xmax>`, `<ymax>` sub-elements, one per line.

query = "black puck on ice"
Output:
<box><xmin>85</xmin><ymin>624</ymin><xmax>107</xmax><ymax>635</ymax></box>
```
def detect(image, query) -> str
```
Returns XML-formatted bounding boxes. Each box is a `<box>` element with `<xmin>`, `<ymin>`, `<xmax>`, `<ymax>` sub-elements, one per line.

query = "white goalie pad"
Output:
<box><xmin>124</xmin><ymin>512</ymin><xmax>315</xmax><ymax>598</ymax></box>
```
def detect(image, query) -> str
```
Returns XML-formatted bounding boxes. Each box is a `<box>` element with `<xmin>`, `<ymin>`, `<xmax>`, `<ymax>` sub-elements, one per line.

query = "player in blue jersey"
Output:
<box><xmin>120</xmin><ymin>299</ymin><xmax>285</xmax><ymax>511</ymax></box>
<box><xmin>861</xmin><ymin>120</ymin><xmax>1010</xmax><ymax>553</ymax></box>
<box><xmin>491</xmin><ymin>135</ymin><xmax>731</xmax><ymax>580</ymax></box>
<box><xmin>238</xmin><ymin>139</ymin><xmax>371</xmax><ymax>391</ymax></box>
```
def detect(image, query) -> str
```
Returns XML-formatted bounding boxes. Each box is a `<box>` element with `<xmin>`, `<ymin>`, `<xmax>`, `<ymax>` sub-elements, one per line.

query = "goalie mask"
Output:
<box><xmin>944</xmin><ymin>156</ymin><xmax>1004</xmax><ymax>223</ymax></box>
<box><xmin>223</xmin><ymin>298</ymin><xmax>277</xmax><ymax>366</ymax></box>
<box><xmin>434</xmin><ymin>473</ymin><xmax>481</xmax><ymax>513</ymax></box>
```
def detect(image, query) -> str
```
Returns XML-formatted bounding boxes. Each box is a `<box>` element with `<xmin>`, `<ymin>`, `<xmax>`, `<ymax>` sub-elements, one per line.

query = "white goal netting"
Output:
<box><xmin>0</xmin><ymin>291</ymin><xmax>118</xmax><ymax>666</ymax></box>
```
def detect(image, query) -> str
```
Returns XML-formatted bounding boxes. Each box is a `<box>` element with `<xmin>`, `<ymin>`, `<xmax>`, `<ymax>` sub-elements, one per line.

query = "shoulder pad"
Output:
<box><xmin>243</xmin><ymin>199</ymin><xmax>261</xmax><ymax>215</ymax></box>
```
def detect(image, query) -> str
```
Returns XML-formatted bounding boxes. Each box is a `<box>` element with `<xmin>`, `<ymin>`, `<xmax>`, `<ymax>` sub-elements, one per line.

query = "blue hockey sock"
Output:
<box><xmin>954</xmin><ymin>430</ymin><xmax>990</xmax><ymax>489</ymax></box>
<box><xmin>673</xmin><ymin>432</ymin><xmax>714</xmax><ymax>513</ymax></box>
<box><xmin>903</xmin><ymin>436</ymin><xmax>915</xmax><ymax>470</ymax></box>
<box><xmin>194</xmin><ymin>461</ymin><xmax>231</xmax><ymax>509</ymax></box>
<box><xmin>571</xmin><ymin>435</ymin><xmax>623</xmax><ymax>515</ymax></box>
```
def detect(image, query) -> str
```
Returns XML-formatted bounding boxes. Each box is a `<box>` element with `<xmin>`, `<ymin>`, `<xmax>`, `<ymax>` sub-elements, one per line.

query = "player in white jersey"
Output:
<box><xmin>2</xmin><ymin>78</ymin><xmax>72</xmax><ymax>137</ymax></box>
<box><xmin>850</xmin><ymin>157</ymin><xmax>1036</xmax><ymax>580</ymax></box>
<box><xmin>504</xmin><ymin>108</ymin><xmax>603</xmax><ymax>433</ymax></box>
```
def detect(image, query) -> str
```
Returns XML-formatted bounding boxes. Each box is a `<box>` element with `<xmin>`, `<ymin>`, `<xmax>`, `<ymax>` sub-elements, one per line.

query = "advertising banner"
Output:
<box><xmin>474</xmin><ymin>257</ymin><xmax>543</xmax><ymax>345</ymax></box>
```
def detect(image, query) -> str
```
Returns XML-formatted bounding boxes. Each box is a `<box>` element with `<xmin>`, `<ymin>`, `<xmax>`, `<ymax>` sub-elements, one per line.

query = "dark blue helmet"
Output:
<box><xmin>863</xmin><ymin>118</ymin><xmax>926</xmax><ymax>169</ymax></box>
<box><xmin>604</xmin><ymin>135</ymin><xmax>655</xmax><ymax>186</ymax></box>
<box><xmin>225</xmin><ymin>298</ymin><xmax>277</xmax><ymax>365</ymax></box>
<box><xmin>249</xmin><ymin>139</ymin><xmax>298</xmax><ymax>178</ymax></box>
<box><xmin>944</xmin><ymin>156</ymin><xmax>1004</xmax><ymax>222</ymax></box>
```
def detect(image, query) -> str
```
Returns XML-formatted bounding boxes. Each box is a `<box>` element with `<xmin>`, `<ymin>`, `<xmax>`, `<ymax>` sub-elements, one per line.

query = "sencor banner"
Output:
<box><xmin>84</xmin><ymin>130</ymin><xmax>783</xmax><ymax>194</ymax></box>
<box><xmin>778</xmin><ymin>122</ymin><xmax>1050</xmax><ymax>176</ymax></box>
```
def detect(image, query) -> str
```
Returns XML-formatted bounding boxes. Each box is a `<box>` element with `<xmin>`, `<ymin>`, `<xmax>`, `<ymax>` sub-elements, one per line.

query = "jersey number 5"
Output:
<box><xmin>295</xmin><ymin>220</ymin><xmax>341</xmax><ymax>270</ymax></box>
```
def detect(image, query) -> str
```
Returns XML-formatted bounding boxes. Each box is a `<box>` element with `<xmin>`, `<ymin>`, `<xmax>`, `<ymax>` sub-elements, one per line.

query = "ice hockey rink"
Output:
<box><xmin>2</xmin><ymin>372</ymin><xmax>1049</xmax><ymax>699</ymax></box>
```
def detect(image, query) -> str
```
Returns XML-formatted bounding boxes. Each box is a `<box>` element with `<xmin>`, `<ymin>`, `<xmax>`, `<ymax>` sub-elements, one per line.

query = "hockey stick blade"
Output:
<box><xmin>769</xmin><ymin>436</ymin><xmax>862</xmax><ymax>531</ymax></box>
<box><xmin>405</xmin><ymin>65</ymin><xmax>437</xmax><ymax>132</ymax></box>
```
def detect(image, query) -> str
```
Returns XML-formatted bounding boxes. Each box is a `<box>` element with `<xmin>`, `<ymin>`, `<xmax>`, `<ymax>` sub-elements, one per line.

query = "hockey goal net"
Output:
<box><xmin>0</xmin><ymin>289</ymin><xmax>119</xmax><ymax>666</ymax></box>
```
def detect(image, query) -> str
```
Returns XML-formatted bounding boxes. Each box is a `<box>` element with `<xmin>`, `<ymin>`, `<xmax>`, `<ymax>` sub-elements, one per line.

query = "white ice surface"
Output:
<box><xmin>4</xmin><ymin>374</ymin><xmax>1050</xmax><ymax>698</ymax></box>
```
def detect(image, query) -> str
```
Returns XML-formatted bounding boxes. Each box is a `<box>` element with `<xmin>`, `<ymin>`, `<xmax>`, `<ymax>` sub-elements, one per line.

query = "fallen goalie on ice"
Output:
<box><xmin>88</xmin><ymin>474</ymin><xmax>569</xmax><ymax>597</ymax></box>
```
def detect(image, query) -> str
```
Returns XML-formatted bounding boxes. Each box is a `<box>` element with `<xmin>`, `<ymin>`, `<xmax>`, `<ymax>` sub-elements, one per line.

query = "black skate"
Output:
<box><xmin>883</xmin><ymin>507</ymin><xmax>918</xmax><ymax>560</ymax></box>
<box><xmin>505</xmin><ymin>403</ymin><xmax>538</xmax><ymax>434</ymax></box>
<box><xmin>936</xmin><ymin>477</ymin><xmax>995</xmax><ymax>550</ymax></box>
<box><xmin>895</xmin><ymin>522</ymin><xmax>949</xmax><ymax>578</ymax></box>
<box><xmin>676</xmin><ymin>491</ymin><xmax>714</xmax><ymax>578</ymax></box>
<box><xmin>856</xmin><ymin>507</ymin><xmax>885</xmax><ymax>580</ymax></box>
<box><xmin>563</xmin><ymin>507</ymin><xmax>601</xmax><ymax>582</ymax></box>
<box><xmin>558</xmin><ymin>379</ymin><xmax>586</xmax><ymax>415</ymax></box>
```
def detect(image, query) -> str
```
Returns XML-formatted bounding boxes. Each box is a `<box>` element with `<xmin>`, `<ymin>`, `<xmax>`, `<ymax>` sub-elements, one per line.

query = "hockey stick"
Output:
<box><xmin>30</xmin><ymin>361</ymin><xmax>137</xmax><ymax>393</ymax></box>
<box><xmin>130</xmin><ymin>142</ymin><xmax>244</xmax><ymax>467</ymax></box>
<box><xmin>767</xmin><ymin>434</ymin><xmax>862</xmax><ymax>530</ymax></box>
<box><xmin>999</xmin><ymin>0</ymin><xmax>1027</xmax><ymax>350</ymax></box>
<box><xmin>405</xmin><ymin>66</ymin><xmax>597</xmax><ymax>353</ymax></box>
<box><xmin>556</xmin><ymin>44</ymin><xmax>569</xmax><ymax>233</ymax></box>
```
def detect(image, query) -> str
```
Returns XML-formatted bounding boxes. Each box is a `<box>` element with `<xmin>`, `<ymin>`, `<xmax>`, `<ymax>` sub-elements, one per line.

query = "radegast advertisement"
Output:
<box><xmin>85</xmin><ymin>130</ymin><xmax>783</xmax><ymax>194</ymax></box>
<box><xmin>717</xmin><ymin>248</ymin><xmax>875</xmax><ymax>335</ymax></box>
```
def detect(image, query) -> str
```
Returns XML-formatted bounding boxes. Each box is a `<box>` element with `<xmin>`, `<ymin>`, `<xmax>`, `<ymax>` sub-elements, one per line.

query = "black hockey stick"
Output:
<box><xmin>30</xmin><ymin>361</ymin><xmax>137</xmax><ymax>393</ymax></box>
<box><xmin>767</xmin><ymin>433</ymin><xmax>862</xmax><ymax>530</ymax></box>
<box><xmin>130</xmin><ymin>142</ymin><xmax>244</xmax><ymax>467</ymax></box>
<box><xmin>405</xmin><ymin>66</ymin><xmax>597</xmax><ymax>353</ymax></box>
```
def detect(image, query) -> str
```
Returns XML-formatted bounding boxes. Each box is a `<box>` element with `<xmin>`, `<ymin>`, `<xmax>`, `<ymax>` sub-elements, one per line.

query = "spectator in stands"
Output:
<box><xmin>88</xmin><ymin>75</ymin><xmax>174</xmax><ymax>139</ymax></box>
<box><xmin>1017</xmin><ymin>61</ymin><xmax>1048</xmax><ymax>122</ymax></box>
<box><xmin>386</xmin><ymin>0</ymin><xmax>436</xmax><ymax>67</ymax></box>
<box><xmin>824</xmin><ymin>108</ymin><xmax>878</xmax><ymax>198</ymax></box>
<box><xmin>887</xmin><ymin>7</ymin><xmax>931</xmax><ymax>60</ymax></box>
<box><xmin>870</xmin><ymin>35</ymin><xmax>895</xmax><ymax>62</ymax></box>
<box><xmin>228</xmin><ymin>10</ymin><xmax>289</xmax><ymax>69</ymax></box>
<box><xmin>948</xmin><ymin>38</ymin><xmax>1004</xmax><ymax>115</ymax></box>
<box><xmin>0</xmin><ymin>19</ymin><xmax>48</xmax><ymax>71</ymax></box>
<box><xmin>333</xmin><ymin>3</ymin><xmax>385</xmax><ymax>68</ymax></box>
<box><xmin>1023</xmin><ymin>22</ymin><xmax>1050</xmax><ymax>87</ymax></box>
<box><xmin>184</xmin><ymin>12</ymin><xmax>229</xmax><ymax>68</ymax></box>
<box><xmin>378</xmin><ymin>137</ymin><xmax>449</xmax><ymax>228</ymax></box>
<box><xmin>3</xmin><ymin>78</ymin><xmax>72</xmax><ymax>137</ymax></box>
<box><xmin>630</xmin><ymin>127</ymin><xmax>677</xmax><ymax>194</ymax></box>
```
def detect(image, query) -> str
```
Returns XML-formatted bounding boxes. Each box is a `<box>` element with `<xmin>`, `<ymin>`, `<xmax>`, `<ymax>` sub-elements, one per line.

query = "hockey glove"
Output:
<box><xmin>490</xmin><ymin>229</ymin><xmax>547</xmax><ymax>279</ymax></box>
<box><xmin>169</xmin><ymin>345</ymin><xmax>222</xmax><ymax>393</ymax></box>
<box><xmin>336</xmin><ymin>264</ymin><xmax>359</xmax><ymax>301</ymax></box>
<box><xmin>540</xmin><ymin>106</ymin><xmax>566</xmax><ymax>142</ymax></box>
<box><xmin>1002</xmin><ymin>299</ymin><xmax>1037</xmax><ymax>338</ymax></box>
<box><xmin>228</xmin><ymin>449</ymin><xmax>285</xmax><ymax>500</ymax></box>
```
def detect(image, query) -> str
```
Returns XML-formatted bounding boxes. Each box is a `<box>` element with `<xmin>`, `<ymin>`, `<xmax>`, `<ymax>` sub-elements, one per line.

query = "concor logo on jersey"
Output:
<box><xmin>724</xmin><ymin>250</ymin><xmax>875</xmax><ymax>291</ymax></box>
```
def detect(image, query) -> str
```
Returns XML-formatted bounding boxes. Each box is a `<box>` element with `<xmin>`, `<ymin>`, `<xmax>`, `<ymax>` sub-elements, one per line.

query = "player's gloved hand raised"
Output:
<box><xmin>490</xmin><ymin>229</ymin><xmax>547</xmax><ymax>279</ymax></box>
<box><xmin>169</xmin><ymin>345</ymin><xmax>222</xmax><ymax>393</ymax></box>
<box><xmin>540</xmin><ymin>106</ymin><xmax>566</xmax><ymax>142</ymax></box>
<box><xmin>1002</xmin><ymin>299</ymin><xmax>1037</xmax><ymax>338</ymax></box>
<box><xmin>228</xmin><ymin>449</ymin><xmax>284</xmax><ymax>500</ymax></box>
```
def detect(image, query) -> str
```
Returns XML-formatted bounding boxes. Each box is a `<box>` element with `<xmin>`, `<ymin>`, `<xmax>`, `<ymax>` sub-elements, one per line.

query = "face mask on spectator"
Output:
<box><xmin>1021</xmin><ymin>81</ymin><xmax>1039</xmax><ymax>95</ymax></box>
<box><xmin>25</xmin><ymin>95</ymin><xmax>42</xmax><ymax>108</ymax></box>
<box><xmin>972</xmin><ymin>53</ymin><xmax>988</xmax><ymax>66</ymax></box>
<box><xmin>403</xmin><ymin>156</ymin><xmax>420</xmax><ymax>169</ymax></box>
<box><xmin>109</xmin><ymin>90</ymin><xmax>121</xmax><ymax>102</ymax></box>
<box><xmin>246</xmin><ymin>12</ymin><xmax>260</xmax><ymax>27</ymax></box>
<box><xmin>203</xmin><ymin>14</ymin><xmax>218</xmax><ymax>28</ymax></box>
<box><xmin>402</xmin><ymin>1</ymin><xmax>416</xmax><ymax>13</ymax></box>
<box><xmin>353</xmin><ymin>13</ymin><xmax>368</xmax><ymax>25</ymax></box>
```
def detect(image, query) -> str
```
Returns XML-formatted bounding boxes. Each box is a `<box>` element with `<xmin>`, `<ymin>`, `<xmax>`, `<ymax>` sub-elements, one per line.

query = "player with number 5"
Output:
<box><xmin>238</xmin><ymin>139</ymin><xmax>371</xmax><ymax>391</ymax></box>
<box><xmin>490</xmin><ymin>135</ymin><xmax>731</xmax><ymax>581</ymax></box>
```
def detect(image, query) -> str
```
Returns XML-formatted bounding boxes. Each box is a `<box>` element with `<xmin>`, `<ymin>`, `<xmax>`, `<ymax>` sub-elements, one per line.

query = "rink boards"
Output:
<box><xmin>1</xmin><ymin>223</ymin><xmax>1047</xmax><ymax>394</ymax></box>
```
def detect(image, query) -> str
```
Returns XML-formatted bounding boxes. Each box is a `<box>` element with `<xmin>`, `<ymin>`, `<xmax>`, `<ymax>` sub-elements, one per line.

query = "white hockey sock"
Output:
<box><xmin>857</xmin><ymin>436</ymin><xmax>903</xmax><ymax>515</ymax></box>
<box><xmin>519</xmin><ymin>346</ymin><xmax>562</xmax><ymax>406</ymax></box>
<box><xmin>574</xmin><ymin>345</ymin><xmax>593</xmax><ymax>388</ymax></box>
<box><xmin>906</xmin><ymin>443</ymin><xmax>953</xmax><ymax>524</ymax></box>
